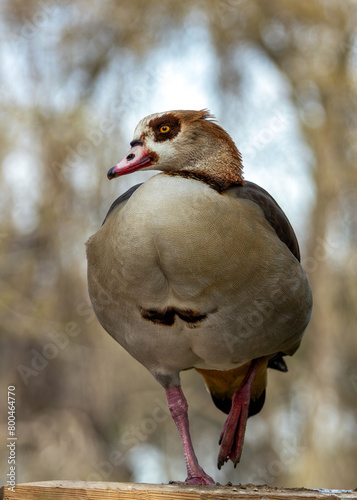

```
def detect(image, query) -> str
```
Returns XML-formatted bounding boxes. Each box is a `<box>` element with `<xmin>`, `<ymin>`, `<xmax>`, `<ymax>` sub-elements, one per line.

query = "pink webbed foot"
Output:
<box><xmin>185</xmin><ymin>467</ymin><xmax>216</xmax><ymax>485</ymax></box>
<box><xmin>217</xmin><ymin>358</ymin><xmax>264</xmax><ymax>469</ymax></box>
<box><xmin>170</xmin><ymin>471</ymin><xmax>215</xmax><ymax>486</ymax></box>
<box><xmin>217</xmin><ymin>381</ymin><xmax>250</xmax><ymax>469</ymax></box>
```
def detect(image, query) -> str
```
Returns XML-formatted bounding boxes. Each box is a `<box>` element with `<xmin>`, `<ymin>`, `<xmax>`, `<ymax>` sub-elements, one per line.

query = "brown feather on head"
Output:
<box><xmin>152</xmin><ymin>109</ymin><xmax>244</xmax><ymax>190</ymax></box>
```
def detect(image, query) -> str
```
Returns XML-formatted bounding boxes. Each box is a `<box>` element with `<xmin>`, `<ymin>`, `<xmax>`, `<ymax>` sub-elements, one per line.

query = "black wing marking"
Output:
<box><xmin>102</xmin><ymin>183</ymin><xmax>143</xmax><ymax>225</ymax></box>
<box><xmin>268</xmin><ymin>352</ymin><xmax>288</xmax><ymax>372</ymax></box>
<box><xmin>232</xmin><ymin>181</ymin><xmax>301</xmax><ymax>261</ymax></box>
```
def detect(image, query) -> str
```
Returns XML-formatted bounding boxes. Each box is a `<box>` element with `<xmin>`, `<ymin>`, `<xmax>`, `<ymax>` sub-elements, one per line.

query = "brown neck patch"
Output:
<box><xmin>164</xmin><ymin>169</ymin><xmax>244</xmax><ymax>193</ymax></box>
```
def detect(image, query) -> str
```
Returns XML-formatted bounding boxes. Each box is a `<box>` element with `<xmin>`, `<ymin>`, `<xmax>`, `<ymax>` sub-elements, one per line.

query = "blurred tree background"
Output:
<box><xmin>0</xmin><ymin>0</ymin><xmax>356</xmax><ymax>489</ymax></box>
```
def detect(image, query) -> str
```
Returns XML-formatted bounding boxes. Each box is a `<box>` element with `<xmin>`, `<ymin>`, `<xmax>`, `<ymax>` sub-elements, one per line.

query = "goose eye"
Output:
<box><xmin>159</xmin><ymin>125</ymin><xmax>170</xmax><ymax>133</ymax></box>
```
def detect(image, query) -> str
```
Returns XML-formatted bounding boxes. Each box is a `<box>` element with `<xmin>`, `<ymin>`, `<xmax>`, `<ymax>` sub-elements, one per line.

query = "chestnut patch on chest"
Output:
<box><xmin>148</xmin><ymin>113</ymin><xmax>181</xmax><ymax>142</ymax></box>
<box><xmin>139</xmin><ymin>306</ymin><xmax>207</xmax><ymax>326</ymax></box>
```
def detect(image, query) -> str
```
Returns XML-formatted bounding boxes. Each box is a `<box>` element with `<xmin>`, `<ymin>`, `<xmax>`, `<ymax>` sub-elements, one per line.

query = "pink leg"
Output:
<box><xmin>217</xmin><ymin>357</ymin><xmax>264</xmax><ymax>469</ymax></box>
<box><xmin>166</xmin><ymin>386</ymin><xmax>215</xmax><ymax>485</ymax></box>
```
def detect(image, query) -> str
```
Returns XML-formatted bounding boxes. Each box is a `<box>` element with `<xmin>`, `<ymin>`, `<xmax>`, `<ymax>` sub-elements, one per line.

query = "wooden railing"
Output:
<box><xmin>1</xmin><ymin>481</ymin><xmax>356</xmax><ymax>499</ymax></box>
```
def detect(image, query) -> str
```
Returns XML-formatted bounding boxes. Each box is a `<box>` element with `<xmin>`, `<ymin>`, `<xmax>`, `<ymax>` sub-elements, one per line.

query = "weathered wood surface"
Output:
<box><xmin>0</xmin><ymin>481</ymin><xmax>356</xmax><ymax>500</ymax></box>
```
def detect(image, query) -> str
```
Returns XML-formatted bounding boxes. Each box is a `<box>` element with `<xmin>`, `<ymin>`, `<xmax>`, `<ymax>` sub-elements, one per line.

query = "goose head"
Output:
<box><xmin>107</xmin><ymin>109</ymin><xmax>244</xmax><ymax>191</ymax></box>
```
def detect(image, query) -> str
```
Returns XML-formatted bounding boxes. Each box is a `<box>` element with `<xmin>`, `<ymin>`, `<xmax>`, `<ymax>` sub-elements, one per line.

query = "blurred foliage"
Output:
<box><xmin>0</xmin><ymin>0</ymin><xmax>356</xmax><ymax>489</ymax></box>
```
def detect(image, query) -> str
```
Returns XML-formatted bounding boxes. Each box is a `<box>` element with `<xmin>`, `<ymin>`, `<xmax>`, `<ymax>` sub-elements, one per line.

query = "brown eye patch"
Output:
<box><xmin>149</xmin><ymin>113</ymin><xmax>181</xmax><ymax>142</ymax></box>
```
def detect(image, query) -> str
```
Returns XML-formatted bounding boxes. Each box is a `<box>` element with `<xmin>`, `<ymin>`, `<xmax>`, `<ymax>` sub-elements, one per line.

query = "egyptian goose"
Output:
<box><xmin>86</xmin><ymin>110</ymin><xmax>313</xmax><ymax>485</ymax></box>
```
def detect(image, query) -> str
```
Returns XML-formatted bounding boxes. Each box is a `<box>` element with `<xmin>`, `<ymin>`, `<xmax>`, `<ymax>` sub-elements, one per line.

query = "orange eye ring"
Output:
<box><xmin>159</xmin><ymin>125</ymin><xmax>170</xmax><ymax>133</ymax></box>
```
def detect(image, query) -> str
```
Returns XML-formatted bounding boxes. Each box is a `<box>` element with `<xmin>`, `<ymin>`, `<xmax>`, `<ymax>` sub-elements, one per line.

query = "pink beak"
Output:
<box><xmin>107</xmin><ymin>143</ymin><xmax>153</xmax><ymax>179</ymax></box>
